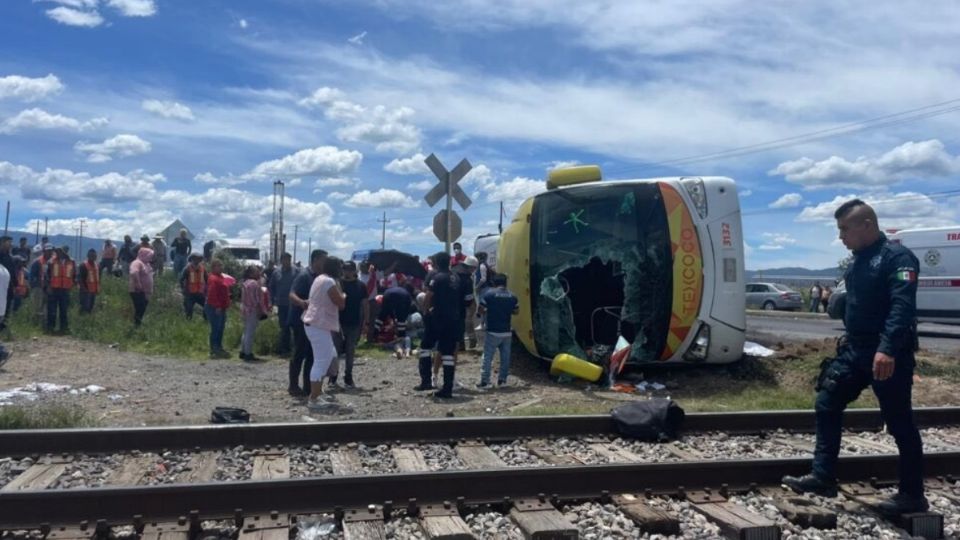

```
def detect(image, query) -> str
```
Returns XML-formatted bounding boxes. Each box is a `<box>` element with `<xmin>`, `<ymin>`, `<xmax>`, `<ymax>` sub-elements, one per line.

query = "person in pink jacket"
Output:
<box><xmin>240</xmin><ymin>265</ymin><xmax>267</xmax><ymax>362</ymax></box>
<box><xmin>128</xmin><ymin>247</ymin><xmax>154</xmax><ymax>326</ymax></box>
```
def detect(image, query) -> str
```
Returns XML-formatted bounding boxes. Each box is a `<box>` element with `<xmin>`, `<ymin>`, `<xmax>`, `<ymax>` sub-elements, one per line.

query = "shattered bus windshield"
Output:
<box><xmin>531</xmin><ymin>183</ymin><xmax>672</xmax><ymax>363</ymax></box>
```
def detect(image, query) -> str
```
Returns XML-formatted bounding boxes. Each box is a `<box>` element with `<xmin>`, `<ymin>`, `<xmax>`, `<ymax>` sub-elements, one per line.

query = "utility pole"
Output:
<box><xmin>307</xmin><ymin>237</ymin><xmax>312</xmax><ymax>260</ymax></box>
<box><xmin>498</xmin><ymin>201</ymin><xmax>504</xmax><ymax>233</ymax></box>
<box><xmin>78</xmin><ymin>219</ymin><xmax>85</xmax><ymax>255</ymax></box>
<box><xmin>292</xmin><ymin>225</ymin><xmax>299</xmax><ymax>263</ymax></box>
<box><xmin>3</xmin><ymin>201</ymin><xmax>9</xmax><ymax>236</ymax></box>
<box><xmin>44</xmin><ymin>217</ymin><xmax>48</xmax><ymax>237</ymax></box>
<box><xmin>74</xmin><ymin>227</ymin><xmax>80</xmax><ymax>257</ymax></box>
<box><xmin>35</xmin><ymin>219</ymin><xmax>40</xmax><ymax>245</ymax></box>
<box><xmin>377</xmin><ymin>212</ymin><xmax>390</xmax><ymax>250</ymax></box>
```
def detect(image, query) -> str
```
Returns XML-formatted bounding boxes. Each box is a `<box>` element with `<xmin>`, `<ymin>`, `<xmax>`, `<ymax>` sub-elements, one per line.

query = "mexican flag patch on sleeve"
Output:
<box><xmin>895</xmin><ymin>268</ymin><xmax>917</xmax><ymax>282</ymax></box>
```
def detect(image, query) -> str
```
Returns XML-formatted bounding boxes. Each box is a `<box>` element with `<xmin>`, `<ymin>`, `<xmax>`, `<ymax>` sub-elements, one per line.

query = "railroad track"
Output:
<box><xmin>2</xmin><ymin>408</ymin><xmax>960</xmax><ymax>539</ymax></box>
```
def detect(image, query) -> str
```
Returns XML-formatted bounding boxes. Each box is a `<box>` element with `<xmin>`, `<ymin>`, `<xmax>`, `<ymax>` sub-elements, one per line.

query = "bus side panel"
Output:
<box><xmin>498</xmin><ymin>198</ymin><xmax>538</xmax><ymax>356</ymax></box>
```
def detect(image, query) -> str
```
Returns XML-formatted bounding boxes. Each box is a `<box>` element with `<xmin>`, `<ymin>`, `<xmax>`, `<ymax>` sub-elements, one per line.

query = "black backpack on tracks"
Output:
<box><xmin>610</xmin><ymin>398</ymin><xmax>685</xmax><ymax>441</ymax></box>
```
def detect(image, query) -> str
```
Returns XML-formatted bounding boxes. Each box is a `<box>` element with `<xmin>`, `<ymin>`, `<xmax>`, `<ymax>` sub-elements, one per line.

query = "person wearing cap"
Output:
<box><xmin>0</xmin><ymin>236</ymin><xmax>16</xmax><ymax>318</ymax></box>
<box><xmin>45</xmin><ymin>245</ymin><xmax>75</xmax><ymax>333</ymax></box>
<box><xmin>32</xmin><ymin>236</ymin><xmax>49</xmax><ymax>255</ymax></box>
<box><xmin>455</xmin><ymin>255</ymin><xmax>479</xmax><ymax>351</ymax></box>
<box><xmin>29</xmin><ymin>244</ymin><xmax>54</xmax><ymax>327</ymax></box>
<box><xmin>128</xmin><ymin>246</ymin><xmax>154</xmax><ymax>326</ymax></box>
<box><xmin>118</xmin><ymin>235</ymin><xmax>136</xmax><ymax>276</ymax></box>
<box><xmin>100</xmin><ymin>240</ymin><xmax>117</xmax><ymax>276</ymax></box>
<box><xmin>170</xmin><ymin>229</ymin><xmax>192</xmax><ymax>279</ymax></box>
<box><xmin>138</xmin><ymin>234</ymin><xmax>151</xmax><ymax>253</ymax></box>
<box><xmin>180</xmin><ymin>254</ymin><xmax>207</xmax><ymax>319</ymax></box>
<box><xmin>150</xmin><ymin>235</ymin><xmax>167</xmax><ymax>276</ymax></box>
<box><xmin>77</xmin><ymin>248</ymin><xmax>100</xmax><ymax>314</ymax></box>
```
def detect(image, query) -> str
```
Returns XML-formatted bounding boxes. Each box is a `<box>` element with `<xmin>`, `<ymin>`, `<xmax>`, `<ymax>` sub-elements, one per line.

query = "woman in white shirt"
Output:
<box><xmin>302</xmin><ymin>257</ymin><xmax>346</xmax><ymax>410</ymax></box>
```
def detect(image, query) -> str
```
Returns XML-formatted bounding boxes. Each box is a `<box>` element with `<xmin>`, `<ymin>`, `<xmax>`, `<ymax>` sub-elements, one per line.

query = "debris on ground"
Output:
<box><xmin>743</xmin><ymin>341</ymin><xmax>776</xmax><ymax>357</ymax></box>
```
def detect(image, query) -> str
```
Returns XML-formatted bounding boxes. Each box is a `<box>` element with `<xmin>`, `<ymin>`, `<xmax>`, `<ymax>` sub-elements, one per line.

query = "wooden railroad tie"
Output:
<box><xmin>840</xmin><ymin>482</ymin><xmax>943</xmax><ymax>540</ymax></box>
<box><xmin>456</xmin><ymin>441</ymin><xmax>577</xmax><ymax>539</ymax></box>
<box><xmin>391</xmin><ymin>447</ymin><xmax>475</xmax><ymax>539</ymax></box>
<box><xmin>612</xmin><ymin>494</ymin><xmax>680</xmax><ymax>535</ymax></box>
<box><xmin>329</xmin><ymin>447</ymin><xmax>386</xmax><ymax>539</ymax></box>
<box><xmin>240</xmin><ymin>452</ymin><xmax>290</xmax><ymax>540</ymax></box>
<box><xmin>684</xmin><ymin>489</ymin><xmax>780</xmax><ymax>540</ymax></box>
<box><xmin>2</xmin><ymin>455</ymin><xmax>72</xmax><ymax>492</ymax></box>
<box><xmin>757</xmin><ymin>487</ymin><xmax>836</xmax><ymax>529</ymax></box>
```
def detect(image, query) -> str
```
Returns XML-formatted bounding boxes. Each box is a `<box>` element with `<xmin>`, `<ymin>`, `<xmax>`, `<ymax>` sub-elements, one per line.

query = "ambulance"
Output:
<box><xmin>891</xmin><ymin>226</ymin><xmax>960</xmax><ymax>325</ymax></box>
<box><xmin>497</xmin><ymin>166</ymin><xmax>746</xmax><ymax>365</ymax></box>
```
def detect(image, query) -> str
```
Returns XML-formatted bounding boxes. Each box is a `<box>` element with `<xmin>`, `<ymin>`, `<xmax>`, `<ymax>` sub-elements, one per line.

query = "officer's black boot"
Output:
<box><xmin>433</xmin><ymin>365</ymin><xmax>455</xmax><ymax>399</ymax></box>
<box><xmin>876</xmin><ymin>493</ymin><xmax>929</xmax><ymax>516</ymax></box>
<box><xmin>781</xmin><ymin>473</ymin><xmax>838</xmax><ymax>497</ymax></box>
<box><xmin>414</xmin><ymin>354</ymin><xmax>435</xmax><ymax>391</ymax></box>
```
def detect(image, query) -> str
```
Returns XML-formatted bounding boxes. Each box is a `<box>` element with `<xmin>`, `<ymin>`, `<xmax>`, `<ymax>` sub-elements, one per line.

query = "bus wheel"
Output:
<box><xmin>763</xmin><ymin>301</ymin><xmax>776</xmax><ymax>311</ymax></box>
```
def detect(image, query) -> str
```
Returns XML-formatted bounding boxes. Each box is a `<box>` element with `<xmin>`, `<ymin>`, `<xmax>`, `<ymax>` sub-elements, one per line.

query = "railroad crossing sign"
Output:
<box><xmin>433</xmin><ymin>209</ymin><xmax>462</xmax><ymax>245</ymax></box>
<box><xmin>424</xmin><ymin>153</ymin><xmax>472</xmax><ymax>246</ymax></box>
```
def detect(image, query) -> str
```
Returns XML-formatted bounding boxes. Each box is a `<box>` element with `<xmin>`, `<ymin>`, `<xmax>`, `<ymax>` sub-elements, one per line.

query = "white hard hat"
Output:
<box><xmin>461</xmin><ymin>256</ymin><xmax>479</xmax><ymax>268</ymax></box>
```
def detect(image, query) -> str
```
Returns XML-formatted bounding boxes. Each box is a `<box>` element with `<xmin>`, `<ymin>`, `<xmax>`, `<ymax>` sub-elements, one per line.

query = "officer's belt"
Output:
<box><xmin>843</xmin><ymin>333</ymin><xmax>881</xmax><ymax>347</ymax></box>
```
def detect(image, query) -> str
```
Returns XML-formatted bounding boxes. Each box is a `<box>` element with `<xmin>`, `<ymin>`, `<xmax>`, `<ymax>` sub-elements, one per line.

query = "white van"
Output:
<box><xmin>890</xmin><ymin>226</ymin><xmax>960</xmax><ymax>325</ymax></box>
<box><xmin>217</xmin><ymin>238</ymin><xmax>263</xmax><ymax>267</ymax></box>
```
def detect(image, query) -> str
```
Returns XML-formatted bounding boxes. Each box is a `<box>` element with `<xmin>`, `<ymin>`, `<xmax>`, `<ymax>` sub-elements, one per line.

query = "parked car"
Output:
<box><xmin>745</xmin><ymin>282</ymin><xmax>803</xmax><ymax>311</ymax></box>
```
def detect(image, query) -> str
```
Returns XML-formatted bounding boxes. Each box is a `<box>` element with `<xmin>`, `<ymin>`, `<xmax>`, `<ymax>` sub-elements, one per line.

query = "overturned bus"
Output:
<box><xmin>497</xmin><ymin>166</ymin><xmax>746</xmax><ymax>365</ymax></box>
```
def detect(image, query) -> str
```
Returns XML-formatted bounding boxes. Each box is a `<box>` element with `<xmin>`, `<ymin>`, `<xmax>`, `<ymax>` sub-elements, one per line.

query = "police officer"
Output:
<box><xmin>415</xmin><ymin>251</ymin><xmax>462</xmax><ymax>398</ymax></box>
<box><xmin>783</xmin><ymin>199</ymin><xmax>926</xmax><ymax>516</ymax></box>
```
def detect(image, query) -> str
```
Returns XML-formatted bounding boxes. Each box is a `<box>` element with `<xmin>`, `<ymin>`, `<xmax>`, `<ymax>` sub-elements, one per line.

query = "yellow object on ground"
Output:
<box><xmin>550</xmin><ymin>353</ymin><xmax>603</xmax><ymax>382</ymax></box>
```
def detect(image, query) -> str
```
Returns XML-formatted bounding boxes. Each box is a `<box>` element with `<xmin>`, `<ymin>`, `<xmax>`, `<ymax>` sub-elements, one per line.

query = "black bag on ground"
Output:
<box><xmin>611</xmin><ymin>398</ymin><xmax>685</xmax><ymax>441</ymax></box>
<box><xmin>210</xmin><ymin>407</ymin><xmax>250</xmax><ymax>424</ymax></box>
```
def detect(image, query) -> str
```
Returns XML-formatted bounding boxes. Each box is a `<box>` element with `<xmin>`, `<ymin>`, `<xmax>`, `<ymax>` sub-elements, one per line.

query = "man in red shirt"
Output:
<box><xmin>451</xmin><ymin>242</ymin><xmax>467</xmax><ymax>266</ymax></box>
<box><xmin>204</xmin><ymin>259</ymin><xmax>231</xmax><ymax>359</ymax></box>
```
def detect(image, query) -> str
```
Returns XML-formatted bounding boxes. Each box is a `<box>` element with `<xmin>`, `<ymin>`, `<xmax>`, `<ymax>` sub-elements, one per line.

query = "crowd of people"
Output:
<box><xmin>808</xmin><ymin>282</ymin><xmax>834</xmax><ymax>313</ymax></box>
<box><xmin>0</xmin><ymin>230</ymin><xmax>518</xmax><ymax>412</ymax></box>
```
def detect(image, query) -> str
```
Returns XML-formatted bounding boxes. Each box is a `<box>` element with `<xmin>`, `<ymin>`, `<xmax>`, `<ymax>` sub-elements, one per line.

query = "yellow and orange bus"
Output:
<box><xmin>496</xmin><ymin>166</ymin><xmax>745</xmax><ymax>365</ymax></box>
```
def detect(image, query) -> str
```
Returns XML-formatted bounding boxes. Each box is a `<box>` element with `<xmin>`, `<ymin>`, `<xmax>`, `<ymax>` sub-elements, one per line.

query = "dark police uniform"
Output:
<box><xmin>376</xmin><ymin>286</ymin><xmax>413</xmax><ymax>337</ymax></box>
<box><xmin>416</xmin><ymin>269</ymin><xmax>463</xmax><ymax>394</ymax></box>
<box><xmin>813</xmin><ymin>233</ymin><xmax>923</xmax><ymax>497</ymax></box>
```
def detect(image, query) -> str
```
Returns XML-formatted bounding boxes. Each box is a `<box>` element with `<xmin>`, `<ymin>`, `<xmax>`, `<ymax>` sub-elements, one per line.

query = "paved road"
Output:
<box><xmin>746</xmin><ymin>314</ymin><xmax>960</xmax><ymax>354</ymax></box>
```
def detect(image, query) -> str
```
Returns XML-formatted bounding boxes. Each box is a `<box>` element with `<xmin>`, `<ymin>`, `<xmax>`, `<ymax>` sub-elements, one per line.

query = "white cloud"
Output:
<box><xmin>460</xmin><ymin>163</ymin><xmax>493</xmax><ymax>188</ymax></box>
<box><xmin>768</xmin><ymin>193</ymin><xmax>803</xmax><ymax>209</ymax></box>
<box><xmin>193</xmin><ymin>172</ymin><xmax>246</xmax><ymax>186</ymax></box>
<box><xmin>482</xmin><ymin>176</ymin><xmax>545</xmax><ymax>205</ymax></box>
<box><xmin>314</xmin><ymin>177</ymin><xmax>358</xmax><ymax>188</ymax></box>
<box><xmin>105</xmin><ymin>0</ymin><xmax>156</xmax><ymax>17</ymax></box>
<box><xmin>74</xmin><ymin>133</ymin><xmax>151</xmax><ymax>162</ymax></box>
<box><xmin>247</xmin><ymin>146</ymin><xmax>362</xmax><ymax>179</ymax></box>
<box><xmin>796</xmin><ymin>191</ymin><xmax>960</xmax><ymax>230</ymax></box>
<box><xmin>406</xmin><ymin>179</ymin><xmax>434</xmax><ymax>190</ymax></box>
<box><xmin>299</xmin><ymin>87</ymin><xmax>421</xmax><ymax>155</ymax></box>
<box><xmin>384</xmin><ymin>153</ymin><xmax>429</xmax><ymax>175</ymax></box>
<box><xmin>0</xmin><ymin>108</ymin><xmax>107</xmax><ymax>134</ymax></box>
<box><xmin>344</xmin><ymin>188</ymin><xmax>419</xmax><ymax>208</ymax></box>
<box><xmin>758</xmin><ymin>232</ymin><xmax>797</xmax><ymax>250</ymax></box>
<box><xmin>547</xmin><ymin>160</ymin><xmax>580</xmax><ymax>171</ymax></box>
<box><xmin>0</xmin><ymin>160</ymin><xmax>164</xmax><ymax>202</ymax></box>
<box><xmin>0</xmin><ymin>74</ymin><xmax>64</xmax><ymax>101</ymax></box>
<box><xmin>45</xmin><ymin>6</ymin><xmax>104</xmax><ymax>27</ymax></box>
<box><xmin>239</xmin><ymin>18</ymin><xmax>248</xmax><ymax>29</ymax></box>
<box><xmin>740</xmin><ymin>189</ymin><xmax>753</xmax><ymax>197</ymax></box>
<box><xmin>770</xmin><ymin>140</ymin><xmax>960</xmax><ymax>190</ymax></box>
<box><xmin>141</xmin><ymin>99</ymin><xmax>196</xmax><ymax>121</ymax></box>
<box><xmin>347</xmin><ymin>31</ymin><xmax>367</xmax><ymax>45</ymax></box>
<box><xmin>327</xmin><ymin>192</ymin><xmax>349</xmax><ymax>200</ymax></box>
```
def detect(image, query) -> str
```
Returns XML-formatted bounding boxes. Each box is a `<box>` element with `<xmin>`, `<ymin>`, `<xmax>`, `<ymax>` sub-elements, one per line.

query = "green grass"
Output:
<box><xmin>7</xmin><ymin>272</ymin><xmax>278</xmax><ymax>359</ymax></box>
<box><xmin>0</xmin><ymin>404</ymin><xmax>97</xmax><ymax>429</ymax></box>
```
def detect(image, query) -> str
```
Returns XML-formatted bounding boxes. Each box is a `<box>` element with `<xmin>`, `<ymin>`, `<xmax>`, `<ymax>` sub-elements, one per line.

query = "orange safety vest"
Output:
<box><xmin>49</xmin><ymin>260</ymin><xmax>76</xmax><ymax>290</ymax></box>
<box><xmin>187</xmin><ymin>265</ymin><xmax>206</xmax><ymax>294</ymax></box>
<box><xmin>13</xmin><ymin>268</ymin><xmax>27</xmax><ymax>297</ymax></box>
<box><xmin>83</xmin><ymin>260</ymin><xmax>99</xmax><ymax>294</ymax></box>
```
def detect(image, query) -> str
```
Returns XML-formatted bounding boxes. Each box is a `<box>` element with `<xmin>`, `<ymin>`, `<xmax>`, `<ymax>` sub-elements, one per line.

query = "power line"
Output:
<box><xmin>605</xmin><ymin>97</ymin><xmax>960</xmax><ymax>177</ymax></box>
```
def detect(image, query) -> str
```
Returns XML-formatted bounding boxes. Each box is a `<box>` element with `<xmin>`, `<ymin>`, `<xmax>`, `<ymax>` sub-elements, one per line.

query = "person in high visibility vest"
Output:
<box><xmin>11</xmin><ymin>256</ymin><xmax>28</xmax><ymax>313</ymax></box>
<box><xmin>180</xmin><ymin>254</ymin><xmax>207</xmax><ymax>319</ymax></box>
<box><xmin>77</xmin><ymin>249</ymin><xmax>100</xmax><ymax>314</ymax></box>
<box><xmin>45</xmin><ymin>245</ymin><xmax>75</xmax><ymax>333</ymax></box>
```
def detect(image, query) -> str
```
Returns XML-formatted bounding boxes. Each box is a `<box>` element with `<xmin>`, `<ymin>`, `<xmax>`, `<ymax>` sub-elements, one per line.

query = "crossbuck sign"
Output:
<box><xmin>424</xmin><ymin>153</ymin><xmax>472</xmax><ymax>249</ymax></box>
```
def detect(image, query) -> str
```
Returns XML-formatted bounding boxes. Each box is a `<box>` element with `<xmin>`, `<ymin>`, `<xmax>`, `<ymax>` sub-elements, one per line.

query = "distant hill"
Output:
<box><xmin>746</xmin><ymin>266</ymin><xmax>842</xmax><ymax>281</ymax></box>
<box><xmin>6</xmin><ymin>229</ymin><xmax>111</xmax><ymax>258</ymax></box>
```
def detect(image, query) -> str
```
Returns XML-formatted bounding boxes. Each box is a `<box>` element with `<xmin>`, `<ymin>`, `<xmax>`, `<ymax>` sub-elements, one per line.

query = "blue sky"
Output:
<box><xmin>2</xmin><ymin>0</ymin><xmax>960</xmax><ymax>269</ymax></box>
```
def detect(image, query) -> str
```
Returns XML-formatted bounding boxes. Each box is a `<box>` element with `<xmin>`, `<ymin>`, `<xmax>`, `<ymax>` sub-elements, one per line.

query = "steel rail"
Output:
<box><xmin>2</xmin><ymin>407</ymin><xmax>959</xmax><ymax>456</ymax></box>
<box><xmin>1</xmin><ymin>451</ymin><xmax>958</xmax><ymax>527</ymax></box>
